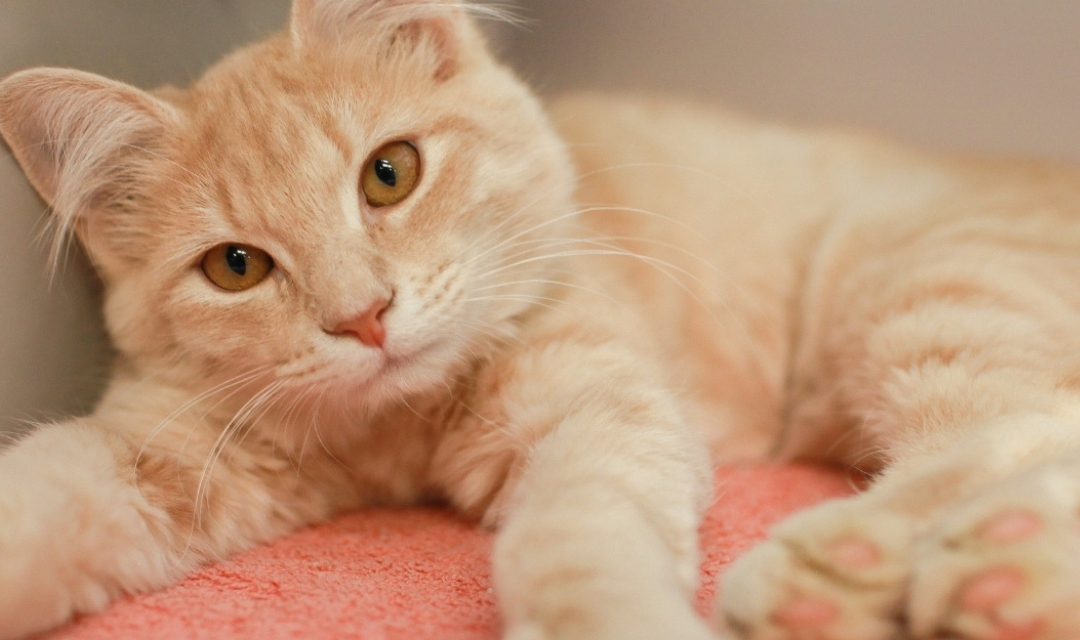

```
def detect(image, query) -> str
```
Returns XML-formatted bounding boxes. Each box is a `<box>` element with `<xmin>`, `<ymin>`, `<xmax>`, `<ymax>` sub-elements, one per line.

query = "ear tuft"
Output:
<box><xmin>290</xmin><ymin>0</ymin><xmax>485</xmax><ymax>81</ymax></box>
<box><xmin>0</xmin><ymin>68</ymin><xmax>177</xmax><ymax>270</ymax></box>
<box><xmin>291</xmin><ymin>0</ymin><xmax>437</xmax><ymax>45</ymax></box>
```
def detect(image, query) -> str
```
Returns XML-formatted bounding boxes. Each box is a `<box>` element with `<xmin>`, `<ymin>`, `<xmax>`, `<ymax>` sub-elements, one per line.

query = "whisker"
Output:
<box><xmin>464</xmin><ymin>293</ymin><xmax>562</xmax><ymax>313</ymax></box>
<box><xmin>459</xmin><ymin>207</ymin><xmax>591</xmax><ymax>269</ymax></box>
<box><xmin>134</xmin><ymin>366</ymin><xmax>273</xmax><ymax>477</ymax></box>
<box><xmin>477</xmin><ymin>243</ymin><xmax>757</xmax><ymax>351</ymax></box>
<box><xmin>454</xmin><ymin>317</ymin><xmax>532</xmax><ymax>351</ymax></box>
<box><xmin>311</xmin><ymin>386</ymin><xmax>350</xmax><ymax>471</ymax></box>
<box><xmin>222</xmin><ymin>381</ymin><xmax>293</xmax><ymax>468</ymax></box>
<box><xmin>471</xmin><ymin>277</ymin><xmax>624</xmax><ymax>308</ymax></box>
<box><xmin>188</xmin><ymin>378</ymin><xmax>287</xmax><ymax>559</ymax></box>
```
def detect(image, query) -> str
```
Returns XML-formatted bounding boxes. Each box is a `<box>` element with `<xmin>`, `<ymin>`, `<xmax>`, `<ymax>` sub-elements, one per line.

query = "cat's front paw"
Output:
<box><xmin>0</xmin><ymin>425</ymin><xmax>182</xmax><ymax>639</ymax></box>
<box><xmin>718</xmin><ymin>497</ymin><xmax>915</xmax><ymax>640</ymax></box>
<box><xmin>908</xmin><ymin>466</ymin><xmax>1080</xmax><ymax>640</ymax></box>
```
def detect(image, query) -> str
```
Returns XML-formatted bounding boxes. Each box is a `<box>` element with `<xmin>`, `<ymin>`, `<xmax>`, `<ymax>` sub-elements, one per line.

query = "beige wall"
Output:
<box><xmin>0</xmin><ymin>0</ymin><xmax>291</xmax><ymax>433</ymax></box>
<box><xmin>504</xmin><ymin>1</ymin><xmax>1080</xmax><ymax>162</ymax></box>
<box><xmin>3</xmin><ymin>1</ymin><xmax>1080</xmax><ymax>432</ymax></box>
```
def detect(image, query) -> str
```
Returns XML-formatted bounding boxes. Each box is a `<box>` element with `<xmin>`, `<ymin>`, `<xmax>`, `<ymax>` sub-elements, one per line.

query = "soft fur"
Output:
<box><xmin>3</xmin><ymin>2</ymin><xmax>1080</xmax><ymax>639</ymax></box>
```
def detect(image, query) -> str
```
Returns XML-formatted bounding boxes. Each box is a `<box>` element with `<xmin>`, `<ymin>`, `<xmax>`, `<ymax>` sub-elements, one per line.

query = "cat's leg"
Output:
<box><xmin>0</xmin><ymin>422</ymin><xmax>184</xmax><ymax>639</ymax></box>
<box><xmin>432</xmin><ymin>341</ymin><xmax>717</xmax><ymax>640</ymax></box>
<box><xmin>718</xmin><ymin>491</ymin><xmax>914</xmax><ymax>640</ymax></box>
<box><xmin>714</xmin><ymin>204</ymin><xmax>1080</xmax><ymax>639</ymax></box>
<box><xmin>718</xmin><ymin>414</ymin><xmax>1080</xmax><ymax>640</ymax></box>
<box><xmin>0</xmin><ymin>404</ymin><xmax>333</xmax><ymax>639</ymax></box>
<box><xmin>907</xmin><ymin>451</ymin><xmax>1080</xmax><ymax>640</ymax></box>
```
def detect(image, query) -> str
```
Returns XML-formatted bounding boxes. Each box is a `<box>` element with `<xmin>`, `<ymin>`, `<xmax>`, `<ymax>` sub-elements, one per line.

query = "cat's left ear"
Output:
<box><xmin>0</xmin><ymin>68</ymin><xmax>177</xmax><ymax>212</ymax></box>
<box><xmin>291</xmin><ymin>0</ymin><xmax>476</xmax><ymax>80</ymax></box>
<box><xmin>0</xmin><ymin>69</ymin><xmax>179</xmax><ymax>272</ymax></box>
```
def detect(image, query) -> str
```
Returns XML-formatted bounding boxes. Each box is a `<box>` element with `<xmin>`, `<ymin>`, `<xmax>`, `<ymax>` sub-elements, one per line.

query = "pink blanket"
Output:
<box><xmin>43</xmin><ymin>464</ymin><xmax>855</xmax><ymax>640</ymax></box>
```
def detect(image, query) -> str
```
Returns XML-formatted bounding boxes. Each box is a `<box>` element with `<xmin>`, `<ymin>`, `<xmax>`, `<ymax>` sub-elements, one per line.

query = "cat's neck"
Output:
<box><xmin>97</xmin><ymin>348</ymin><xmax>495</xmax><ymax>505</ymax></box>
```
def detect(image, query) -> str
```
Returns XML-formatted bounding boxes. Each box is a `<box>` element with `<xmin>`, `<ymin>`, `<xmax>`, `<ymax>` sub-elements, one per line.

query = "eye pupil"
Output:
<box><xmin>202</xmin><ymin>243</ymin><xmax>273</xmax><ymax>292</ymax></box>
<box><xmin>361</xmin><ymin>141</ymin><xmax>420</xmax><ymax>208</ymax></box>
<box><xmin>225</xmin><ymin>246</ymin><xmax>248</xmax><ymax>276</ymax></box>
<box><xmin>374</xmin><ymin>159</ymin><xmax>397</xmax><ymax>187</ymax></box>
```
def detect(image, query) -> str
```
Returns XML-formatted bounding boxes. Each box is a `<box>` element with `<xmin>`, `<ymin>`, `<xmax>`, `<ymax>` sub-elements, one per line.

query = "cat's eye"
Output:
<box><xmin>361</xmin><ymin>141</ymin><xmax>421</xmax><ymax>208</ymax></box>
<box><xmin>201</xmin><ymin>243</ymin><xmax>274</xmax><ymax>292</ymax></box>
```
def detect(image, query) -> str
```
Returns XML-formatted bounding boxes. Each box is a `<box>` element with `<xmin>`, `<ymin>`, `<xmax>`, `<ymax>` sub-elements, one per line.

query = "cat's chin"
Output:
<box><xmin>323</xmin><ymin>335</ymin><xmax>464</xmax><ymax>409</ymax></box>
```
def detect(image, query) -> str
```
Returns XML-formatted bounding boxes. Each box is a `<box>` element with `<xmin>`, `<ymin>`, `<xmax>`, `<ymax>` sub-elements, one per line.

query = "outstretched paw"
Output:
<box><xmin>909</xmin><ymin>467</ymin><xmax>1080</xmax><ymax>640</ymax></box>
<box><xmin>719</xmin><ymin>497</ymin><xmax>915</xmax><ymax>640</ymax></box>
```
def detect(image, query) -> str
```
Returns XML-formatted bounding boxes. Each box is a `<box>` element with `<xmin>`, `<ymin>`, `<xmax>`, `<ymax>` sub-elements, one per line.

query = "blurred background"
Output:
<box><xmin>2</xmin><ymin>0</ymin><xmax>1080</xmax><ymax>433</ymax></box>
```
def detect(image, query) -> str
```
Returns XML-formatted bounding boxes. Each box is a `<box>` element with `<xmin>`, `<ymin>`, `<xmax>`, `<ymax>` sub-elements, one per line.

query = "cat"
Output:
<box><xmin>2</xmin><ymin>1</ymin><xmax>1080</xmax><ymax>639</ymax></box>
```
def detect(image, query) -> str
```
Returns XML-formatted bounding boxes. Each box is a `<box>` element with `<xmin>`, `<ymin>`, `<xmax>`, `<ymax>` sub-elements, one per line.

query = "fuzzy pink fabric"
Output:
<box><xmin>42</xmin><ymin>464</ymin><xmax>855</xmax><ymax>640</ymax></box>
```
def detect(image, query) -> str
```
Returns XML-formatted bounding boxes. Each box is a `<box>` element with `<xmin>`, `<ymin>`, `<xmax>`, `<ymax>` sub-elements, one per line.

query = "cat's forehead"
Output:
<box><xmin>167</xmin><ymin>36</ymin><xmax>448</xmax><ymax>233</ymax></box>
<box><xmin>183</xmin><ymin>36</ymin><xmax>434</xmax><ymax>165</ymax></box>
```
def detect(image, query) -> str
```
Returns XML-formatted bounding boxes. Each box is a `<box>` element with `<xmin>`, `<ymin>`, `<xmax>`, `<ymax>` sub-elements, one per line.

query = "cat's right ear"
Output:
<box><xmin>0</xmin><ymin>68</ymin><xmax>176</xmax><ymax>221</ymax></box>
<box><xmin>291</xmin><ymin>0</ymin><xmax>478</xmax><ymax>80</ymax></box>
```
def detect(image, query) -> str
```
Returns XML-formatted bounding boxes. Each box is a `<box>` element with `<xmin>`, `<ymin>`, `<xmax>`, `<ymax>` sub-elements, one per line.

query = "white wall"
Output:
<box><xmin>3</xmin><ymin>1</ymin><xmax>1079</xmax><ymax>432</ymax></box>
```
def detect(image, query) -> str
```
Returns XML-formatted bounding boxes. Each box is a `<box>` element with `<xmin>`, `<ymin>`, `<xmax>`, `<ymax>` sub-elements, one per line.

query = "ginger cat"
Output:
<box><xmin>2</xmin><ymin>1</ymin><xmax>1079</xmax><ymax>639</ymax></box>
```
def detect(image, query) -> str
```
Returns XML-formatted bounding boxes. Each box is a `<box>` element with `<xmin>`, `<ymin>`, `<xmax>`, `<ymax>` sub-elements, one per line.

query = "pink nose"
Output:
<box><xmin>332</xmin><ymin>298</ymin><xmax>390</xmax><ymax>348</ymax></box>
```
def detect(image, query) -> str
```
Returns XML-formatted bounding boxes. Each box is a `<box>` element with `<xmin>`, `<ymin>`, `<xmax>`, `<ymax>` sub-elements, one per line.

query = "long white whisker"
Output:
<box><xmin>454</xmin><ymin>317</ymin><xmax>531</xmax><ymax>351</ymax></box>
<box><xmin>134</xmin><ymin>366</ymin><xmax>274</xmax><ymax>476</ymax></box>
<box><xmin>188</xmin><ymin>379</ymin><xmax>287</xmax><ymax>559</ymax></box>
<box><xmin>471</xmin><ymin>278</ymin><xmax>614</xmax><ymax>303</ymax></box>
<box><xmin>460</xmin><ymin>208</ymin><xmax>591</xmax><ymax>269</ymax></box>
<box><xmin>477</xmin><ymin>245</ymin><xmax>756</xmax><ymax>350</ymax></box>
<box><xmin>224</xmin><ymin>381</ymin><xmax>295</xmax><ymax>469</ymax></box>
<box><xmin>464</xmin><ymin>293</ymin><xmax>562</xmax><ymax>313</ymax></box>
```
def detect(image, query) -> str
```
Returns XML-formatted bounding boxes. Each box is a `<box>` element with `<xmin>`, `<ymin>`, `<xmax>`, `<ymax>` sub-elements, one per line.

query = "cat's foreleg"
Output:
<box><xmin>0</xmin><ymin>422</ymin><xmax>185</xmax><ymax>639</ymax></box>
<box><xmin>0</xmin><ymin>409</ymin><xmax>331</xmax><ymax>639</ymax></box>
<box><xmin>437</xmin><ymin>341</ymin><xmax>717</xmax><ymax>640</ymax></box>
<box><xmin>493</xmin><ymin>420</ymin><xmax>715</xmax><ymax>640</ymax></box>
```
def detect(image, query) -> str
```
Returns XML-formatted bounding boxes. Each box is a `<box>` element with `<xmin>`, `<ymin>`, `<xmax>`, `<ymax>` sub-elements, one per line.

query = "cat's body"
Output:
<box><xmin>3</xmin><ymin>2</ymin><xmax>1080</xmax><ymax>639</ymax></box>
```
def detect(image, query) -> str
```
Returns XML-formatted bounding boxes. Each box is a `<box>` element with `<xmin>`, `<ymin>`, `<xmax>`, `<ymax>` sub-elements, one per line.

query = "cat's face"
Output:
<box><xmin>0</xmin><ymin>1</ymin><xmax>574</xmax><ymax>418</ymax></box>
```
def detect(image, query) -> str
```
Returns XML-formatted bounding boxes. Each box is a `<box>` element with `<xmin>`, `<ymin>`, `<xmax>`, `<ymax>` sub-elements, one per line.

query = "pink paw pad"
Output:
<box><xmin>959</xmin><ymin>567</ymin><xmax>1025</xmax><ymax>613</ymax></box>
<box><xmin>977</xmin><ymin>509</ymin><xmax>1042</xmax><ymax>544</ymax></box>
<box><xmin>828</xmin><ymin>536</ymin><xmax>881</xmax><ymax>568</ymax></box>
<box><xmin>773</xmin><ymin>598</ymin><xmax>839</xmax><ymax>629</ymax></box>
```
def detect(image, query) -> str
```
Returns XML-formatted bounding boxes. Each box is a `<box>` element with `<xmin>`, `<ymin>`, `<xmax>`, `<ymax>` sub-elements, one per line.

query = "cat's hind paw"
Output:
<box><xmin>718</xmin><ymin>498</ymin><xmax>915</xmax><ymax>640</ymax></box>
<box><xmin>908</xmin><ymin>468</ymin><xmax>1080</xmax><ymax>640</ymax></box>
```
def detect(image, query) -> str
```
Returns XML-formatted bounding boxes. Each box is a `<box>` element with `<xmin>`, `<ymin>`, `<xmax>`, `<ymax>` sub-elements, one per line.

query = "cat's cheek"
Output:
<box><xmin>156</xmin><ymin>279</ymin><xmax>300</xmax><ymax>371</ymax></box>
<box><xmin>102</xmin><ymin>278</ymin><xmax>176</xmax><ymax>362</ymax></box>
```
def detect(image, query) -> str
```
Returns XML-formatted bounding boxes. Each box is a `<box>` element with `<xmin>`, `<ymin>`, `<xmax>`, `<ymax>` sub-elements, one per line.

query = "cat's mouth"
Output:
<box><xmin>391</xmin><ymin>339</ymin><xmax>445</xmax><ymax>369</ymax></box>
<box><xmin>376</xmin><ymin>334</ymin><xmax>447</xmax><ymax>375</ymax></box>
<box><xmin>379</xmin><ymin>349</ymin><xmax>417</xmax><ymax>373</ymax></box>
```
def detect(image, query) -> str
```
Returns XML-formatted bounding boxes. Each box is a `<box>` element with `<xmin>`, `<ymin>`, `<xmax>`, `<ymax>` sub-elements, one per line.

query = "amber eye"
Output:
<box><xmin>201</xmin><ymin>243</ymin><xmax>274</xmax><ymax>292</ymax></box>
<box><xmin>361</xmin><ymin>141</ymin><xmax>421</xmax><ymax>208</ymax></box>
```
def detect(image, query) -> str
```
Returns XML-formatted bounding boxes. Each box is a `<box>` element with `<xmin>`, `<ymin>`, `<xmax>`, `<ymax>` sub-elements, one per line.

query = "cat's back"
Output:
<box><xmin>548</xmin><ymin>92</ymin><xmax>954</xmax><ymax>228</ymax></box>
<box><xmin>542</xmin><ymin>93</ymin><xmax>1080</xmax><ymax>460</ymax></box>
<box><xmin>541</xmin><ymin>92</ymin><xmax>950</xmax><ymax>455</ymax></box>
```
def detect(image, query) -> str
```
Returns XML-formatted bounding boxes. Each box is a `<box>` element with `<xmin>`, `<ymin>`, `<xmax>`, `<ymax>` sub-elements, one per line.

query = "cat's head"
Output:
<box><xmin>0</xmin><ymin>0</ymin><xmax>574</xmax><ymax>418</ymax></box>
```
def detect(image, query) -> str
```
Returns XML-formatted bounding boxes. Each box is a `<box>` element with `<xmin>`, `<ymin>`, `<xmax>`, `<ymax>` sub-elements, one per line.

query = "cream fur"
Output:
<box><xmin>3</xmin><ymin>1</ymin><xmax>1080</xmax><ymax>639</ymax></box>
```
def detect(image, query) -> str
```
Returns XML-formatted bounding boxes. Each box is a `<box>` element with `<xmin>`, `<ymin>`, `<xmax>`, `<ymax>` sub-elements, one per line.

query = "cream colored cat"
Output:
<box><xmin>1</xmin><ymin>1</ymin><xmax>1079</xmax><ymax>639</ymax></box>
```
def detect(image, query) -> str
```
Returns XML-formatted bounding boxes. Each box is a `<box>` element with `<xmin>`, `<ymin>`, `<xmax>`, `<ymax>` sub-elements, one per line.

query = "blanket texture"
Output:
<box><xmin>42</xmin><ymin>464</ymin><xmax>855</xmax><ymax>640</ymax></box>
